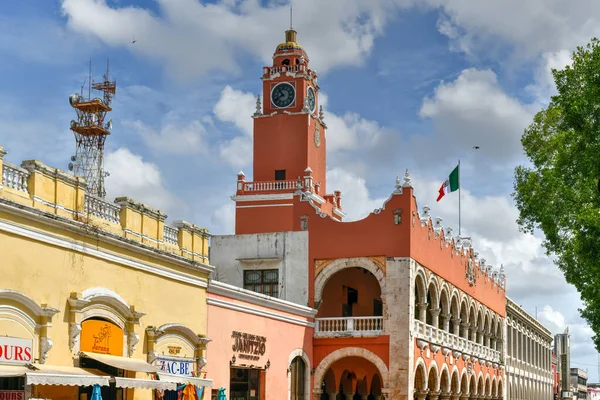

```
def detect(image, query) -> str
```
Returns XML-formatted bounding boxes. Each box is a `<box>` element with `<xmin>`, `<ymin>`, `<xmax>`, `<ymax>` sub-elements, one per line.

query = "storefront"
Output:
<box><xmin>206</xmin><ymin>281</ymin><xmax>315</xmax><ymax>400</ymax></box>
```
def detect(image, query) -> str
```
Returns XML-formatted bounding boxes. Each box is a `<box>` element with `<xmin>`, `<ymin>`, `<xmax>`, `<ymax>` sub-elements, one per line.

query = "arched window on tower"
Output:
<box><xmin>281</xmin><ymin>59</ymin><xmax>291</xmax><ymax>66</ymax></box>
<box><xmin>290</xmin><ymin>356</ymin><xmax>306</xmax><ymax>400</ymax></box>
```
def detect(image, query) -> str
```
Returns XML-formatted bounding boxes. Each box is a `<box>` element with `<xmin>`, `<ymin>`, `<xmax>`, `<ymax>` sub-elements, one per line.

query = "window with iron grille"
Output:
<box><xmin>243</xmin><ymin>269</ymin><xmax>279</xmax><ymax>298</ymax></box>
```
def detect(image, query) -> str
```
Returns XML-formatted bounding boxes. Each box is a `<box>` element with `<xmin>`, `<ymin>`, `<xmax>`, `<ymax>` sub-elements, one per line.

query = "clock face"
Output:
<box><xmin>307</xmin><ymin>86</ymin><xmax>316</xmax><ymax>112</ymax></box>
<box><xmin>271</xmin><ymin>82</ymin><xmax>295</xmax><ymax>108</ymax></box>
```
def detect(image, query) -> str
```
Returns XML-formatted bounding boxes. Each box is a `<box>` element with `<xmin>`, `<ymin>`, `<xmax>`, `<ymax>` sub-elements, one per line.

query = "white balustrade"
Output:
<box><xmin>315</xmin><ymin>316</ymin><xmax>384</xmax><ymax>338</ymax></box>
<box><xmin>84</xmin><ymin>195</ymin><xmax>120</xmax><ymax>224</ymax></box>
<box><xmin>269</xmin><ymin>65</ymin><xmax>305</xmax><ymax>75</ymax></box>
<box><xmin>412</xmin><ymin>319</ymin><xmax>501</xmax><ymax>363</ymax></box>
<box><xmin>163</xmin><ymin>225</ymin><xmax>178</xmax><ymax>245</ymax></box>
<box><xmin>2</xmin><ymin>162</ymin><xmax>29</xmax><ymax>192</ymax></box>
<box><xmin>243</xmin><ymin>180</ymin><xmax>297</xmax><ymax>192</ymax></box>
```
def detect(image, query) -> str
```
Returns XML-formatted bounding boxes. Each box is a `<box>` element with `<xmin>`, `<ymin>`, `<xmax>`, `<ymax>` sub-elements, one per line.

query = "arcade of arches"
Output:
<box><xmin>319</xmin><ymin>357</ymin><xmax>383</xmax><ymax>400</ymax></box>
<box><xmin>414</xmin><ymin>361</ymin><xmax>504</xmax><ymax>400</ymax></box>
<box><xmin>414</xmin><ymin>272</ymin><xmax>503</xmax><ymax>352</ymax></box>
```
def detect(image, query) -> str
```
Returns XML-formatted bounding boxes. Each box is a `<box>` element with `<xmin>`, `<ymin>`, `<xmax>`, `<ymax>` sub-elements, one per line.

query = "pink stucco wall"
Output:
<box><xmin>206</xmin><ymin>291</ymin><xmax>314</xmax><ymax>399</ymax></box>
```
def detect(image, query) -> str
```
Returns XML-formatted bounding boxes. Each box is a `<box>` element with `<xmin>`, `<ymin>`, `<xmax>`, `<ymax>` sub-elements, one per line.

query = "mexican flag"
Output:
<box><xmin>437</xmin><ymin>165</ymin><xmax>459</xmax><ymax>202</ymax></box>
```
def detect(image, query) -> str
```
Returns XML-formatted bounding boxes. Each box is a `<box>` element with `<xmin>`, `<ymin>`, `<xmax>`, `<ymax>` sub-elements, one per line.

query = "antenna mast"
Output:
<box><xmin>290</xmin><ymin>5</ymin><xmax>293</xmax><ymax>29</ymax></box>
<box><xmin>68</xmin><ymin>59</ymin><xmax>117</xmax><ymax>198</ymax></box>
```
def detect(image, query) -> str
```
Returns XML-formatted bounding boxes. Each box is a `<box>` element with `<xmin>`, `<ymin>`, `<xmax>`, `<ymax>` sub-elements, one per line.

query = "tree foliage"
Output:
<box><xmin>513</xmin><ymin>38</ymin><xmax>600</xmax><ymax>349</ymax></box>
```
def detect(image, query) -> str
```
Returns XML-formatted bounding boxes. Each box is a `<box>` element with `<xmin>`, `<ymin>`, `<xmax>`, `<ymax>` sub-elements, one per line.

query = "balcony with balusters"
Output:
<box><xmin>314</xmin><ymin>266</ymin><xmax>384</xmax><ymax>338</ymax></box>
<box><xmin>0</xmin><ymin>146</ymin><xmax>209</xmax><ymax>264</ymax></box>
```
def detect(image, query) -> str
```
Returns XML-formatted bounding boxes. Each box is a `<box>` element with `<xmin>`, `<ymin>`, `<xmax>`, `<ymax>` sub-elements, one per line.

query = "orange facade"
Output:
<box><xmin>229</xmin><ymin>27</ymin><xmax>507</xmax><ymax>400</ymax></box>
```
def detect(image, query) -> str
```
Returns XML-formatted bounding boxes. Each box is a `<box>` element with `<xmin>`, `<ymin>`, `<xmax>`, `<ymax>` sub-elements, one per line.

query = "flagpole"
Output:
<box><xmin>458</xmin><ymin>159</ymin><xmax>461</xmax><ymax>236</ymax></box>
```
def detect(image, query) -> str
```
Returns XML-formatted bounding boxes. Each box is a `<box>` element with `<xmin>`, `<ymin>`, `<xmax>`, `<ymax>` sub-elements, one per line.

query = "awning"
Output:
<box><xmin>0</xmin><ymin>365</ymin><xmax>30</xmax><ymax>377</ymax></box>
<box><xmin>157</xmin><ymin>373</ymin><xmax>213</xmax><ymax>388</ymax></box>
<box><xmin>80</xmin><ymin>352</ymin><xmax>159</xmax><ymax>373</ymax></box>
<box><xmin>26</xmin><ymin>364</ymin><xmax>110</xmax><ymax>387</ymax></box>
<box><xmin>113</xmin><ymin>377</ymin><xmax>176</xmax><ymax>391</ymax></box>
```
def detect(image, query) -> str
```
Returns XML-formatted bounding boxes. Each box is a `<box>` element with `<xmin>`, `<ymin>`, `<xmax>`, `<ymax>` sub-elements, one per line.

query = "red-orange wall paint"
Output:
<box><xmin>314</xmin><ymin>336</ymin><xmax>390</xmax><ymax>369</ymax></box>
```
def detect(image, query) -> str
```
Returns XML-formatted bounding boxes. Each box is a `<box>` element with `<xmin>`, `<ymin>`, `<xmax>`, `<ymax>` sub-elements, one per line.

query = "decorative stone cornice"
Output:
<box><xmin>173</xmin><ymin>220</ymin><xmax>211</xmax><ymax>237</ymax></box>
<box><xmin>115</xmin><ymin>197</ymin><xmax>167</xmax><ymax>221</ymax></box>
<box><xmin>21</xmin><ymin>159</ymin><xmax>87</xmax><ymax>189</ymax></box>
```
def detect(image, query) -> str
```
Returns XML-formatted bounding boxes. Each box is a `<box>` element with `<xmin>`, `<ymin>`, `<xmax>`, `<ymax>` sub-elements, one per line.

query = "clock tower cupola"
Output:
<box><xmin>232</xmin><ymin>26</ymin><xmax>344</xmax><ymax>234</ymax></box>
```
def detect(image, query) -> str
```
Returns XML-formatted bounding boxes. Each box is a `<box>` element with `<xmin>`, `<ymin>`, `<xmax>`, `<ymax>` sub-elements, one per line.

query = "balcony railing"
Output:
<box><xmin>84</xmin><ymin>195</ymin><xmax>120</xmax><ymax>225</ymax></box>
<box><xmin>315</xmin><ymin>316</ymin><xmax>384</xmax><ymax>338</ymax></box>
<box><xmin>413</xmin><ymin>319</ymin><xmax>501</xmax><ymax>363</ymax></box>
<box><xmin>241</xmin><ymin>180</ymin><xmax>297</xmax><ymax>192</ymax></box>
<box><xmin>2</xmin><ymin>162</ymin><xmax>29</xmax><ymax>192</ymax></box>
<box><xmin>163</xmin><ymin>225</ymin><xmax>178</xmax><ymax>245</ymax></box>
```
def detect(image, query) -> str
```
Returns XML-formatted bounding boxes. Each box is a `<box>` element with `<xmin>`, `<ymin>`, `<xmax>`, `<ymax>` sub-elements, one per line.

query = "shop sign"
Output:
<box><xmin>155</xmin><ymin>357</ymin><xmax>194</xmax><ymax>376</ymax></box>
<box><xmin>80</xmin><ymin>319</ymin><xmax>124</xmax><ymax>356</ymax></box>
<box><xmin>0</xmin><ymin>391</ymin><xmax>24</xmax><ymax>400</ymax></box>
<box><xmin>0</xmin><ymin>337</ymin><xmax>32</xmax><ymax>364</ymax></box>
<box><xmin>231</xmin><ymin>331</ymin><xmax>266</xmax><ymax>361</ymax></box>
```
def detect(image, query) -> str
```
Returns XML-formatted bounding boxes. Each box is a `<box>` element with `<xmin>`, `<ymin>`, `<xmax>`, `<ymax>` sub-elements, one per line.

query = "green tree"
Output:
<box><xmin>514</xmin><ymin>38</ymin><xmax>600</xmax><ymax>349</ymax></box>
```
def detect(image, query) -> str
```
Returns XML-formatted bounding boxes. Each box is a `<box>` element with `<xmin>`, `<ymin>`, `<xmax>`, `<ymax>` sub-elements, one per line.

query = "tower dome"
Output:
<box><xmin>275</xmin><ymin>29</ymin><xmax>306</xmax><ymax>55</ymax></box>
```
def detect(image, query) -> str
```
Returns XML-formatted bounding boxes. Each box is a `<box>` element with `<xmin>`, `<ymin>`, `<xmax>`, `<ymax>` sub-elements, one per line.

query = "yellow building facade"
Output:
<box><xmin>0</xmin><ymin>146</ymin><xmax>213</xmax><ymax>400</ymax></box>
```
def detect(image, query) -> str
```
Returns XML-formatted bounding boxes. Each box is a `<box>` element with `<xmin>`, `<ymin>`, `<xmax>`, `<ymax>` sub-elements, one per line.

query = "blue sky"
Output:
<box><xmin>2</xmin><ymin>0</ymin><xmax>600</xmax><ymax>379</ymax></box>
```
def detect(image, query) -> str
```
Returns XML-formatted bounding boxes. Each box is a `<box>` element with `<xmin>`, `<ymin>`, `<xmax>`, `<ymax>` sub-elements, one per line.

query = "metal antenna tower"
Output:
<box><xmin>68</xmin><ymin>59</ymin><xmax>116</xmax><ymax>198</ymax></box>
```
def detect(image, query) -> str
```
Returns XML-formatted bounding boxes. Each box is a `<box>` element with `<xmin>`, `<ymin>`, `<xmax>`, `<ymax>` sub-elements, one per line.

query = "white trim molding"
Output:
<box><xmin>206</xmin><ymin>297</ymin><xmax>314</xmax><ymax>328</ymax></box>
<box><xmin>208</xmin><ymin>280</ymin><xmax>316</xmax><ymax>318</ymax></box>
<box><xmin>231</xmin><ymin>193</ymin><xmax>294</xmax><ymax>202</ymax></box>
<box><xmin>236</xmin><ymin>204</ymin><xmax>293</xmax><ymax>209</ymax></box>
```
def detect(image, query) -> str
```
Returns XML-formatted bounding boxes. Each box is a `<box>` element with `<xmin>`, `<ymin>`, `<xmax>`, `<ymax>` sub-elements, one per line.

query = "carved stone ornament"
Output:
<box><xmin>466</xmin><ymin>257</ymin><xmax>476</xmax><ymax>286</ymax></box>
<box><xmin>69</xmin><ymin>322</ymin><xmax>81</xmax><ymax>351</ymax></box>
<box><xmin>147</xmin><ymin>350</ymin><xmax>158</xmax><ymax>364</ymax></box>
<box><xmin>314</xmin><ymin>124</ymin><xmax>321</xmax><ymax>148</ymax></box>
<box><xmin>254</xmin><ymin>95</ymin><xmax>262</xmax><ymax>116</ymax></box>
<box><xmin>128</xmin><ymin>332</ymin><xmax>140</xmax><ymax>357</ymax></box>
<box><xmin>40</xmin><ymin>337</ymin><xmax>53</xmax><ymax>364</ymax></box>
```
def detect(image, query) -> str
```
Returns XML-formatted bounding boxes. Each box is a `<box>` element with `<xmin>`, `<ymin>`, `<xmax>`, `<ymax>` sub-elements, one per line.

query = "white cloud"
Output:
<box><xmin>429</xmin><ymin>0</ymin><xmax>600</xmax><ymax>59</ymax></box>
<box><xmin>213</xmin><ymin>86</ymin><xmax>256</xmax><ymax>136</ymax></box>
<box><xmin>125</xmin><ymin>119</ymin><xmax>208</xmax><ymax>155</ymax></box>
<box><xmin>213</xmin><ymin>85</ymin><xmax>257</xmax><ymax>168</ymax></box>
<box><xmin>327</xmin><ymin>168</ymin><xmax>387</xmax><ymax>221</ymax></box>
<box><xmin>418</xmin><ymin>68</ymin><xmax>533</xmax><ymax>166</ymax></box>
<box><xmin>60</xmin><ymin>0</ymin><xmax>407</xmax><ymax>81</ymax></box>
<box><xmin>104</xmin><ymin>148</ymin><xmax>177</xmax><ymax>212</ymax></box>
<box><xmin>525</xmin><ymin>50</ymin><xmax>573</xmax><ymax>107</ymax></box>
<box><xmin>211</xmin><ymin>202</ymin><xmax>235</xmax><ymax>234</ymax></box>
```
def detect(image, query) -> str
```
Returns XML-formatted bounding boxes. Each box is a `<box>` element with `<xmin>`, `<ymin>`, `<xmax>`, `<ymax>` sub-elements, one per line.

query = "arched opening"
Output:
<box><xmin>440</xmin><ymin>368</ymin><xmax>450</xmax><ymax>394</ymax></box>
<box><xmin>414</xmin><ymin>362</ymin><xmax>427</xmax><ymax>398</ymax></box>
<box><xmin>426</xmin><ymin>281</ymin><xmax>439</xmax><ymax>327</ymax></box>
<box><xmin>414</xmin><ymin>273</ymin><xmax>427</xmax><ymax>323</ymax></box>
<box><xmin>449</xmin><ymin>293</ymin><xmax>460</xmax><ymax>335</ymax></box>
<box><xmin>451</xmin><ymin>370</ymin><xmax>460</xmax><ymax>394</ymax></box>
<box><xmin>485</xmin><ymin>376</ymin><xmax>491</xmax><ymax>397</ymax></box>
<box><xmin>282</xmin><ymin>59</ymin><xmax>291</xmax><ymax>66</ymax></box>
<box><xmin>477</xmin><ymin>375</ymin><xmax>484</xmax><ymax>396</ymax></box>
<box><xmin>290</xmin><ymin>356</ymin><xmax>306</xmax><ymax>400</ymax></box>
<box><xmin>319</xmin><ymin>356</ymin><xmax>384</xmax><ymax>399</ymax></box>
<box><xmin>468</xmin><ymin>304</ymin><xmax>477</xmax><ymax>342</ymax></box>
<box><xmin>427</xmin><ymin>365</ymin><xmax>439</xmax><ymax>393</ymax></box>
<box><xmin>469</xmin><ymin>375</ymin><xmax>476</xmax><ymax>396</ymax></box>
<box><xmin>476</xmin><ymin>308</ymin><xmax>484</xmax><ymax>344</ymax></box>
<box><xmin>370</xmin><ymin>374</ymin><xmax>382</xmax><ymax>399</ymax></box>
<box><xmin>317</xmin><ymin>267</ymin><xmax>383</xmax><ymax>326</ymax></box>
<box><xmin>459</xmin><ymin>300</ymin><xmax>469</xmax><ymax>339</ymax></box>
<box><xmin>460</xmin><ymin>373</ymin><xmax>468</xmax><ymax>396</ymax></box>
<box><xmin>439</xmin><ymin>288</ymin><xmax>450</xmax><ymax>332</ymax></box>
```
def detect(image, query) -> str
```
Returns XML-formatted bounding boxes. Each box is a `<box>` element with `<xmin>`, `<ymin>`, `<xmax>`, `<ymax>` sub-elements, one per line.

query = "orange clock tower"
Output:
<box><xmin>232</xmin><ymin>27</ymin><xmax>344</xmax><ymax>234</ymax></box>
